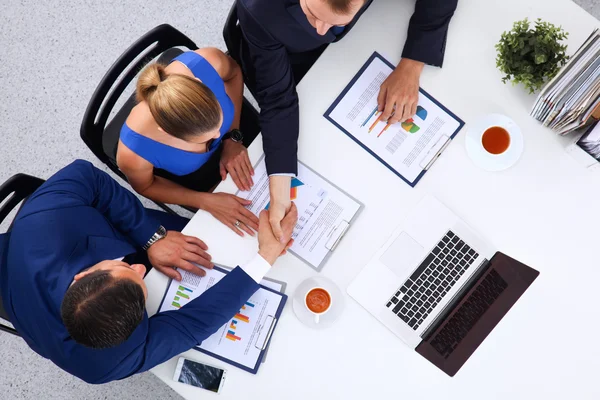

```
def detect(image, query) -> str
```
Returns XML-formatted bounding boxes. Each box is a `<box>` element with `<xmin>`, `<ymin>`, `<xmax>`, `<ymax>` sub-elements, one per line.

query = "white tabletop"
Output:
<box><xmin>145</xmin><ymin>0</ymin><xmax>600</xmax><ymax>398</ymax></box>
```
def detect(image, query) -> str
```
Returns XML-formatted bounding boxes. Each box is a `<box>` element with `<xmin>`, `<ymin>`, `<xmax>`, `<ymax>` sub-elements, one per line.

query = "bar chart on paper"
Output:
<box><xmin>225</xmin><ymin>303</ymin><xmax>254</xmax><ymax>342</ymax></box>
<box><xmin>158</xmin><ymin>267</ymin><xmax>287</xmax><ymax>372</ymax></box>
<box><xmin>361</xmin><ymin>104</ymin><xmax>428</xmax><ymax>139</ymax></box>
<box><xmin>200</xmin><ymin>292</ymin><xmax>280</xmax><ymax>369</ymax></box>
<box><xmin>171</xmin><ymin>285</ymin><xmax>193</xmax><ymax>308</ymax></box>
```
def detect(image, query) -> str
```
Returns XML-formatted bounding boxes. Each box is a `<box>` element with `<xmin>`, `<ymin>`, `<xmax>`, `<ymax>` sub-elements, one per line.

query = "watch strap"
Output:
<box><xmin>142</xmin><ymin>225</ymin><xmax>167</xmax><ymax>250</ymax></box>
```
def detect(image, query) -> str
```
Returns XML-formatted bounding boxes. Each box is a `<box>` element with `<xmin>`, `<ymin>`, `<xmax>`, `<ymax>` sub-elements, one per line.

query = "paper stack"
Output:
<box><xmin>531</xmin><ymin>29</ymin><xmax>600</xmax><ymax>135</ymax></box>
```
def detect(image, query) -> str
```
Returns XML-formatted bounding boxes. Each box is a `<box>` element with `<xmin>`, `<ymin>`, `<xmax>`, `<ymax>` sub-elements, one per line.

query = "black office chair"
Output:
<box><xmin>223</xmin><ymin>2</ymin><xmax>244</xmax><ymax>69</ymax></box>
<box><xmin>81</xmin><ymin>24</ymin><xmax>260</xmax><ymax>214</ymax></box>
<box><xmin>223</xmin><ymin>1</ymin><xmax>328</xmax><ymax>95</ymax></box>
<box><xmin>0</xmin><ymin>173</ymin><xmax>46</xmax><ymax>336</ymax></box>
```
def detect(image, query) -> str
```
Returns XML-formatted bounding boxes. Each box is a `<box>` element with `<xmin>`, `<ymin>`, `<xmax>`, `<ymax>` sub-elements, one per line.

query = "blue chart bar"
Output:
<box><xmin>245</xmin><ymin>301</ymin><xmax>255</xmax><ymax>308</ymax></box>
<box><xmin>361</xmin><ymin>106</ymin><xmax>378</xmax><ymax>127</ymax></box>
<box><xmin>178</xmin><ymin>285</ymin><xmax>193</xmax><ymax>293</ymax></box>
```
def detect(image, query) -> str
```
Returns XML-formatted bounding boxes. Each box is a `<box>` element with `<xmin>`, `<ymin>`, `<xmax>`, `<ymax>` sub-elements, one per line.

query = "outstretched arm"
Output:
<box><xmin>378</xmin><ymin>0</ymin><xmax>458</xmax><ymax>124</ymax></box>
<box><xmin>132</xmin><ymin>204</ymin><xmax>298</xmax><ymax>375</ymax></box>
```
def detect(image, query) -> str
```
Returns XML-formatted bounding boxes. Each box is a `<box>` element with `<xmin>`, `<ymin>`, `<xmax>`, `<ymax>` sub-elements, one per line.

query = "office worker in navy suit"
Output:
<box><xmin>238</xmin><ymin>0</ymin><xmax>457</xmax><ymax>238</ymax></box>
<box><xmin>0</xmin><ymin>160</ymin><xmax>297</xmax><ymax>384</ymax></box>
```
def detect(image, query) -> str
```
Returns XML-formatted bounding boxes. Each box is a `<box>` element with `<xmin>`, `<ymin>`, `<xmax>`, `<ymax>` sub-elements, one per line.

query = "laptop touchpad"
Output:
<box><xmin>380</xmin><ymin>232</ymin><xmax>424</xmax><ymax>277</ymax></box>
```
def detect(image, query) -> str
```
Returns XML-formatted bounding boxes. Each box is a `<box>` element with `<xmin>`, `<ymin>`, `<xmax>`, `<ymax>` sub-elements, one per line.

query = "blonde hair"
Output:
<box><xmin>136</xmin><ymin>63</ymin><xmax>221</xmax><ymax>140</ymax></box>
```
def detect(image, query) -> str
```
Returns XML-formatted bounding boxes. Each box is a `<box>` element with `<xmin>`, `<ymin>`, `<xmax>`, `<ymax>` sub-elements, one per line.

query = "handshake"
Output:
<box><xmin>148</xmin><ymin>203</ymin><xmax>298</xmax><ymax>281</ymax></box>
<box><xmin>258</xmin><ymin>202</ymin><xmax>298</xmax><ymax>265</ymax></box>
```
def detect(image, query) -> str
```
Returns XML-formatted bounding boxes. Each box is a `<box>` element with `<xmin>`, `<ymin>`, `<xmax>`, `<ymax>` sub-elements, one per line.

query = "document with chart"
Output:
<box><xmin>325</xmin><ymin>52</ymin><xmax>465</xmax><ymax>187</ymax></box>
<box><xmin>158</xmin><ymin>266</ymin><xmax>287</xmax><ymax>374</ymax></box>
<box><xmin>237</xmin><ymin>155</ymin><xmax>363</xmax><ymax>271</ymax></box>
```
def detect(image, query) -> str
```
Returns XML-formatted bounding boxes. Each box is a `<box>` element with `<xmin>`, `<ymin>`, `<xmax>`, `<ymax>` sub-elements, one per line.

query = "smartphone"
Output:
<box><xmin>173</xmin><ymin>357</ymin><xmax>227</xmax><ymax>394</ymax></box>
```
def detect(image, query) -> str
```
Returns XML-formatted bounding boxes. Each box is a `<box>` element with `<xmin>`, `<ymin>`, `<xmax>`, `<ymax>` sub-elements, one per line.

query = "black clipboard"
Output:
<box><xmin>324</xmin><ymin>51</ymin><xmax>465</xmax><ymax>187</ymax></box>
<box><xmin>156</xmin><ymin>265</ymin><xmax>287</xmax><ymax>374</ymax></box>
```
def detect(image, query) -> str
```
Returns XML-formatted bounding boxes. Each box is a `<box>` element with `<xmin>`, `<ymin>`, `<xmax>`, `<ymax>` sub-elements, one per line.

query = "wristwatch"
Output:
<box><xmin>142</xmin><ymin>225</ymin><xmax>167</xmax><ymax>250</ymax></box>
<box><xmin>223</xmin><ymin>129</ymin><xmax>244</xmax><ymax>143</ymax></box>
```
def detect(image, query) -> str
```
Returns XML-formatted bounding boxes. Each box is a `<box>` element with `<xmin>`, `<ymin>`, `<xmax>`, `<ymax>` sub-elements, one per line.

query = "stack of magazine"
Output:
<box><xmin>531</xmin><ymin>29</ymin><xmax>600</xmax><ymax>135</ymax></box>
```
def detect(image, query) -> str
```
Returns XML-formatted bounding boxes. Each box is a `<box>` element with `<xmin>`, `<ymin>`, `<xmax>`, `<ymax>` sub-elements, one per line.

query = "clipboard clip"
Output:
<box><xmin>255</xmin><ymin>315</ymin><xmax>277</xmax><ymax>351</ymax></box>
<box><xmin>423</xmin><ymin>135</ymin><xmax>452</xmax><ymax>171</ymax></box>
<box><xmin>325</xmin><ymin>220</ymin><xmax>350</xmax><ymax>252</ymax></box>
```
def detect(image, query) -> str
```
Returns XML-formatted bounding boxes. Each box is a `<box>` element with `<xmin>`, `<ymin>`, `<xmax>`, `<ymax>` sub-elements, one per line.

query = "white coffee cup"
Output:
<box><xmin>304</xmin><ymin>287</ymin><xmax>332</xmax><ymax>324</ymax></box>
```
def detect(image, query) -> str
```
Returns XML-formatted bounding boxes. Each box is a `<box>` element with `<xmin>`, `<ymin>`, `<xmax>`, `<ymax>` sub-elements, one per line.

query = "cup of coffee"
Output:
<box><xmin>481</xmin><ymin>125</ymin><xmax>511</xmax><ymax>155</ymax></box>
<box><xmin>305</xmin><ymin>287</ymin><xmax>332</xmax><ymax>324</ymax></box>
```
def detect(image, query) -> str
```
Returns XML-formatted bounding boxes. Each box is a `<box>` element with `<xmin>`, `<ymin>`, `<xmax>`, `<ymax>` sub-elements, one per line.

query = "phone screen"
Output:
<box><xmin>177</xmin><ymin>359</ymin><xmax>225</xmax><ymax>392</ymax></box>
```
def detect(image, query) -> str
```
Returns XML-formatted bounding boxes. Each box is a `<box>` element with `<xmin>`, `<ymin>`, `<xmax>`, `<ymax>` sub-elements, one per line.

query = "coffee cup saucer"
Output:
<box><xmin>292</xmin><ymin>276</ymin><xmax>345</xmax><ymax>330</ymax></box>
<box><xmin>465</xmin><ymin>113</ymin><xmax>524</xmax><ymax>171</ymax></box>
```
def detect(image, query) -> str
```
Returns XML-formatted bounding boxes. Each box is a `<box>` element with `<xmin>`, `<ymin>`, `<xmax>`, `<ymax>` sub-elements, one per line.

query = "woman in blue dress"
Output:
<box><xmin>117</xmin><ymin>48</ymin><xmax>258</xmax><ymax>236</ymax></box>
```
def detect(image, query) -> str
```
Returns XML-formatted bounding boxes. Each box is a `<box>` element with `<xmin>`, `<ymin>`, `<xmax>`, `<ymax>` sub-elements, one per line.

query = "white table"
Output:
<box><xmin>145</xmin><ymin>1</ymin><xmax>600</xmax><ymax>398</ymax></box>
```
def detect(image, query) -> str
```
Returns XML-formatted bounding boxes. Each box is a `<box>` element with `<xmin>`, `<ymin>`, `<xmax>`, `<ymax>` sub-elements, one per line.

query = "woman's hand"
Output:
<box><xmin>202</xmin><ymin>192</ymin><xmax>259</xmax><ymax>236</ymax></box>
<box><xmin>220</xmin><ymin>139</ymin><xmax>254</xmax><ymax>191</ymax></box>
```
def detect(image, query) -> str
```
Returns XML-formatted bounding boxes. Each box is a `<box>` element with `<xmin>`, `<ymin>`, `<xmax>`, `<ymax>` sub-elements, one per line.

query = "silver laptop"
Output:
<box><xmin>348</xmin><ymin>195</ymin><xmax>540</xmax><ymax>376</ymax></box>
<box><xmin>348</xmin><ymin>195</ymin><xmax>497</xmax><ymax>347</ymax></box>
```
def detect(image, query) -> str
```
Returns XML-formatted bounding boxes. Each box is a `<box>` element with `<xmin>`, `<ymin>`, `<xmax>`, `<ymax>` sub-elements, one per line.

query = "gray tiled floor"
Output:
<box><xmin>0</xmin><ymin>0</ymin><xmax>598</xmax><ymax>399</ymax></box>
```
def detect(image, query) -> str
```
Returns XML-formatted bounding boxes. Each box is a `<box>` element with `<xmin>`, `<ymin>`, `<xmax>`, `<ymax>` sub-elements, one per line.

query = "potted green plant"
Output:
<box><xmin>495</xmin><ymin>18</ymin><xmax>569</xmax><ymax>93</ymax></box>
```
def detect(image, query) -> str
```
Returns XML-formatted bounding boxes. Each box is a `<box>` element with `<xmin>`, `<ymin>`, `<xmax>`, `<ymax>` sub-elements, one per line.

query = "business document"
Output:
<box><xmin>325</xmin><ymin>52</ymin><xmax>464</xmax><ymax>187</ymax></box>
<box><xmin>237</xmin><ymin>156</ymin><xmax>362</xmax><ymax>271</ymax></box>
<box><xmin>159</xmin><ymin>266</ymin><xmax>285</xmax><ymax>372</ymax></box>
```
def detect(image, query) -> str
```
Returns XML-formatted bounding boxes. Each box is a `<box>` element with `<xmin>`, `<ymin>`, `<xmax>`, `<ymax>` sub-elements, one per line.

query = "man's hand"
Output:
<box><xmin>268</xmin><ymin>175</ymin><xmax>292</xmax><ymax>243</ymax></box>
<box><xmin>220</xmin><ymin>139</ymin><xmax>254</xmax><ymax>191</ymax></box>
<box><xmin>377</xmin><ymin>58</ymin><xmax>424</xmax><ymax>125</ymax></box>
<box><xmin>147</xmin><ymin>231</ymin><xmax>214</xmax><ymax>281</ymax></box>
<box><xmin>202</xmin><ymin>192</ymin><xmax>259</xmax><ymax>236</ymax></box>
<box><xmin>258</xmin><ymin>203</ymin><xmax>298</xmax><ymax>265</ymax></box>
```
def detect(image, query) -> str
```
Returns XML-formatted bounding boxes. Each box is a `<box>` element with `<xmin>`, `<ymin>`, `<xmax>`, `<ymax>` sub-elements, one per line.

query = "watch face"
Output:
<box><xmin>231</xmin><ymin>129</ymin><xmax>244</xmax><ymax>142</ymax></box>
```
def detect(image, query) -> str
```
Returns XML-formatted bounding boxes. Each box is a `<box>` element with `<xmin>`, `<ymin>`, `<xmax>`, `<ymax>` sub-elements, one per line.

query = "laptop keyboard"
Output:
<box><xmin>386</xmin><ymin>231</ymin><xmax>479</xmax><ymax>331</ymax></box>
<box><xmin>429</xmin><ymin>269</ymin><xmax>508</xmax><ymax>358</ymax></box>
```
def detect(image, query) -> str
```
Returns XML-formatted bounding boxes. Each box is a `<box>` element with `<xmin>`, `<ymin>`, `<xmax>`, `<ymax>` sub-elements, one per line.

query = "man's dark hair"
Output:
<box><xmin>61</xmin><ymin>270</ymin><xmax>145</xmax><ymax>349</ymax></box>
<box><xmin>326</xmin><ymin>0</ymin><xmax>364</xmax><ymax>14</ymax></box>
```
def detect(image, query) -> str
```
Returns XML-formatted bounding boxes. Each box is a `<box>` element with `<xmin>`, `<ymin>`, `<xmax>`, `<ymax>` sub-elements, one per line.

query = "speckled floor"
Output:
<box><xmin>0</xmin><ymin>0</ymin><xmax>598</xmax><ymax>399</ymax></box>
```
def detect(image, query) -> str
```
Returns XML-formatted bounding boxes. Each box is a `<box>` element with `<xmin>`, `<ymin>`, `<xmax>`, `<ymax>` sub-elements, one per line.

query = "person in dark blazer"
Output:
<box><xmin>237</xmin><ymin>0</ymin><xmax>458</xmax><ymax>239</ymax></box>
<box><xmin>0</xmin><ymin>160</ymin><xmax>296</xmax><ymax>384</ymax></box>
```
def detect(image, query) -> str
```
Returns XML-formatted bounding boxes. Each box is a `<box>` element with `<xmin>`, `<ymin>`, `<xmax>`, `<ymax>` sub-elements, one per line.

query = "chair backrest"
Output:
<box><xmin>223</xmin><ymin>1</ymin><xmax>243</xmax><ymax>68</ymax></box>
<box><xmin>0</xmin><ymin>173</ymin><xmax>45</xmax><ymax>336</ymax></box>
<box><xmin>0</xmin><ymin>174</ymin><xmax>45</xmax><ymax>229</ymax></box>
<box><xmin>80</xmin><ymin>24</ymin><xmax>198</xmax><ymax>179</ymax></box>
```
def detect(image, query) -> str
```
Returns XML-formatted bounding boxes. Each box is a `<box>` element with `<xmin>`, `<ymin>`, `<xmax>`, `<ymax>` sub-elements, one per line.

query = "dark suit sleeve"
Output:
<box><xmin>21</xmin><ymin>160</ymin><xmax>159</xmax><ymax>247</ymax></box>
<box><xmin>401</xmin><ymin>0</ymin><xmax>458</xmax><ymax>67</ymax></box>
<box><xmin>133</xmin><ymin>267</ymin><xmax>260</xmax><ymax>373</ymax></box>
<box><xmin>237</xmin><ymin>1</ymin><xmax>299</xmax><ymax>175</ymax></box>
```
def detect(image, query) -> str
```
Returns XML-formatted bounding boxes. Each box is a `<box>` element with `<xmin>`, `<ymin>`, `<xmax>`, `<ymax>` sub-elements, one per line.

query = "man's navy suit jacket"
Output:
<box><xmin>0</xmin><ymin>161</ymin><xmax>259</xmax><ymax>383</ymax></box>
<box><xmin>238</xmin><ymin>0</ymin><xmax>458</xmax><ymax>175</ymax></box>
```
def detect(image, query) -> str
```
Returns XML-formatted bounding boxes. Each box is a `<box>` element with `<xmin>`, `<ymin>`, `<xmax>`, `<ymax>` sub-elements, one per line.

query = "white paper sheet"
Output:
<box><xmin>237</xmin><ymin>157</ymin><xmax>362</xmax><ymax>269</ymax></box>
<box><xmin>158</xmin><ymin>267</ymin><xmax>284</xmax><ymax>370</ymax></box>
<box><xmin>327</xmin><ymin>55</ymin><xmax>462</xmax><ymax>184</ymax></box>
